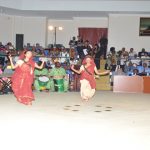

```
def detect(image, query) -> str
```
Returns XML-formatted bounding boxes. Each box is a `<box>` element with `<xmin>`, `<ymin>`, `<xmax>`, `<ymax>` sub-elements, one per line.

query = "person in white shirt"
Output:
<box><xmin>60</xmin><ymin>47</ymin><xmax>69</xmax><ymax>65</ymax></box>
<box><xmin>128</xmin><ymin>48</ymin><xmax>137</xmax><ymax>59</ymax></box>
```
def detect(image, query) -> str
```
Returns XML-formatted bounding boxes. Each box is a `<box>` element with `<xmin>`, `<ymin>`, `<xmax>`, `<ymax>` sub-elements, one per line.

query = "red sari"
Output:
<box><xmin>11</xmin><ymin>54</ymin><xmax>35</xmax><ymax>105</ymax></box>
<box><xmin>79</xmin><ymin>56</ymin><xmax>96</xmax><ymax>100</ymax></box>
<box><xmin>80</xmin><ymin>58</ymin><xmax>96</xmax><ymax>89</ymax></box>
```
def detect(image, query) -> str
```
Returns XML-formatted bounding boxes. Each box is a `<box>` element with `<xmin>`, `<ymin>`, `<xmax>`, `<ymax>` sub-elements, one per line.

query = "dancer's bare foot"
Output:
<box><xmin>17</xmin><ymin>98</ymin><xmax>22</xmax><ymax>103</ymax></box>
<box><xmin>22</xmin><ymin>100</ymin><xmax>32</xmax><ymax>105</ymax></box>
<box><xmin>28</xmin><ymin>101</ymin><xmax>32</xmax><ymax>105</ymax></box>
<box><xmin>26</xmin><ymin>101</ymin><xmax>32</xmax><ymax>106</ymax></box>
<box><xmin>81</xmin><ymin>97</ymin><xmax>89</xmax><ymax>102</ymax></box>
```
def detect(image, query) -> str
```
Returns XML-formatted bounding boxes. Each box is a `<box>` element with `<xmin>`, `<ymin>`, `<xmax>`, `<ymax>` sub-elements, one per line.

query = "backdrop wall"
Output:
<box><xmin>108</xmin><ymin>14</ymin><xmax>150</xmax><ymax>52</ymax></box>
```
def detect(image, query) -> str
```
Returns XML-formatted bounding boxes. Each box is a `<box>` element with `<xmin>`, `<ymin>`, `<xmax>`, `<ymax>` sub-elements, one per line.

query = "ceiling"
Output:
<box><xmin>0</xmin><ymin>0</ymin><xmax>150</xmax><ymax>19</ymax></box>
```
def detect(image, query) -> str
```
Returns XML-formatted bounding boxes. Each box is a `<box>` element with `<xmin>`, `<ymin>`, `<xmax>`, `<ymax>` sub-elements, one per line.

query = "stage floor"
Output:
<box><xmin>0</xmin><ymin>91</ymin><xmax>150</xmax><ymax>150</ymax></box>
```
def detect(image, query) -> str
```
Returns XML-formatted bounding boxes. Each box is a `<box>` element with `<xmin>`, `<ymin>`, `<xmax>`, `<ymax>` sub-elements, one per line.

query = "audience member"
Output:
<box><xmin>128</xmin><ymin>48</ymin><xmax>137</xmax><ymax>59</ymax></box>
<box><xmin>138</xmin><ymin>48</ymin><xmax>148</xmax><ymax>58</ymax></box>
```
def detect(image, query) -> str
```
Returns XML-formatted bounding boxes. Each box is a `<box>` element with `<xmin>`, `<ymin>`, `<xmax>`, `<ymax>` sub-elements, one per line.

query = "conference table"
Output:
<box><xmin>143</xmin><ymin>76</ymin><xmax>150</xmax><ymax>93</ymax></box>
<box><xmin>113</xmin><ymin>75</ymin><xmax>150</xmax><ymax>93</ymax></box>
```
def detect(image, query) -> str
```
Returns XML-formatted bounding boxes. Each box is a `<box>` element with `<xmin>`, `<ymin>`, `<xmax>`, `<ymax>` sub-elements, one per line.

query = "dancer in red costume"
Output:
<box><xmin>9</xmin><ymin>50</ymin><xmax>44</xmax><ymax>105</ymax></box>
<box><xmin>71</xmin><ymin>55</ymin><xmax>109</xmax><ymax>101</ymax></box>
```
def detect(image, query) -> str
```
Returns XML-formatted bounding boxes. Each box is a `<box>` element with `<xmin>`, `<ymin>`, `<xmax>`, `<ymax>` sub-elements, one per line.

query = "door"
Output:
<box><xmin>16</xmin><ymin>34</ymin><xmax>24</xmax><ymax>51</ymax></box>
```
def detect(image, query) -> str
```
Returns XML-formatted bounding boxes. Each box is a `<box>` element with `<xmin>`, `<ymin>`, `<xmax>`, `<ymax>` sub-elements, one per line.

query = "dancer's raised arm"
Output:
<box><xmin>94</xmin><ymin>67</ymin><xmax>110</xmax><ymax>75</ymax></box>
<box><xmin>8</xmin><ymin>55</ymin><xmax>20</xmax><ymax>69</ymax></box>
<box><xmin>35</xmin><ymin>60</ymin><xmax>45</xmax><ymax>69</ymax></box>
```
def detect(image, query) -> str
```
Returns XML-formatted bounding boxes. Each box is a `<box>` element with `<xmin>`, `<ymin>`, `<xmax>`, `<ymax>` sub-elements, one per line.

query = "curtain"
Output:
<box><xmin>78</xmin><ymin>28</ymin><xmax>108</xmax><ymax>46</ymax></box>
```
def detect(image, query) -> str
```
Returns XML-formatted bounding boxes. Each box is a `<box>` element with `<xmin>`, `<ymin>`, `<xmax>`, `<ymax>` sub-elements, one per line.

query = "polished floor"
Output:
<box><xmin>0</xmin><ymin>91</ymin><xmax>150</xmax><ymax>150</ymax></box>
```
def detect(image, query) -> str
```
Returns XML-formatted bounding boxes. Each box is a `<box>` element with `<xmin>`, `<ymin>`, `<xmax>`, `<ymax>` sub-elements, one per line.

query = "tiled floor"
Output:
<box><xmin>0</xmin><ymin>91</ymin><xmax>150</xmax><ymax>150</ymax></box>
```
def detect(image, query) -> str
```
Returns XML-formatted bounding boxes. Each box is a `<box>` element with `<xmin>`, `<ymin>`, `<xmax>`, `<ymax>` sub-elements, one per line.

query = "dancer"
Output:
<box><xmin>71</xmin><ymin>55</ymin><xmax>109</xmax><ymax>101</ymax></box>
<box><xmin>8</xmin><ymin>50</ymin><xmax>44</xmax><ymax>105</ymax></box>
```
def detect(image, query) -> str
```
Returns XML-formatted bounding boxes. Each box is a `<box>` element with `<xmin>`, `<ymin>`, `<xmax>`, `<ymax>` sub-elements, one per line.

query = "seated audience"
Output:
<box><xmin>35</xmin><ymin>43</ymin><xmax>43</xmax><ymax>55</ymax></box>
<box><xmin>60</xmin><ymin>47</ymin><xmax>70</xmax><ymax>65</ymax></box>
<box><xmin>138</xmin><ymin>48</ymin><xmax>148</xmax><ymax>58</ymax></box>
<box><xmin>138</xmin><ymin>63</ymin><xmax>150</xmax><ymax>76</ymax></box>
<box><xmin>25</xmin><ymin>43</ymin><xmax>33</xmax><ymax>51</ymax></box>
<box><xmin>6</xmin><ymin>42</ymin><xmax>15</xmax><ymax>51</ymax></box>
<box><xmin>124</xmin><ymin>61</ymin><xmax>134</xmax><ymax>74</ymax></box>
<box><xmin>132</xmin><ymin>68</ymin><xmax>140</xmax><ymax>76</ymax></box>
<box><xmin>0</xmin><ymin>42</ymin><xmax>6</xmax><ymax>52</ymax></box>
<box><xmin>130</xmin><ymin>54</ymin><xmax>141</xmax><ymax>66</ymax></box>
<box><xmin>128</xmin><ymin>48</ymin><xmax>137</xmax><ymax>59</ymax></box>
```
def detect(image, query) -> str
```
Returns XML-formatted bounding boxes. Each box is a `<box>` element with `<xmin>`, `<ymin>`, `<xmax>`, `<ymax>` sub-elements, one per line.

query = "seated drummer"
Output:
<box><xmin>49</xmin><ymin>61</ymin><xmax>69</xmax><ymax>92</ymax></box>
<box><xmin>34</xmin><ymin>61</ymin><xmax>50</xmax><ymax>91</ymax></box>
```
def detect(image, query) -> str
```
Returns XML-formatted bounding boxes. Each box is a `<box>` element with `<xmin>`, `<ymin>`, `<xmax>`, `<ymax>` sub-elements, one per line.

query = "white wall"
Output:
<box><xmin>0</xmin><ymin>15</ymin><xmax>14</xmax><ymax>44</ymax></box>
<box><xmin>2</xmin><ymin>13</ymin><xmax>150</xmax><ymax>52</ymax></box>
<box><xmin>47</xmin><ymin>17</ymin><xmax>108</xmax><ymax>47</ymax></box>
<box><xmin>0</xmin><ymin>15</ymin><xmax>108</xmax><ymax>48</ymax></box>
<box><xmin>21</xmin><ymin>17</ymin><xmax>46</xmax><ymax>46</ymax></box>
<box><xmin>47</xmin><ymin>20</ymin><xmax>76</xmax><ymax>47</ymax></box>
<box><xmin>0</xmin><ymin>15</ymin><xmax>46</xmax><ymax>47</ymax></box>
<box><xmin>21</xmin><ymin>0</ymin><xmax>150</xmax><ymax>12</ymax></box>
<box><xmin>108</xmin><ymin>14</ymin><xmax>150</xmax><ymax>52</ymax></box>
<box><xmin>0</xmin><ymin>0</ymin><xmax>22</xmax><ymax>9</ymax></box>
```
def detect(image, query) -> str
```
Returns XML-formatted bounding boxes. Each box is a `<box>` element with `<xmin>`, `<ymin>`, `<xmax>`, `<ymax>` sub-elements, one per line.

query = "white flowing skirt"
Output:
<box><xmin>80</xmin><ymin>79</ymin><xmax>95</xmax><ymax>100</ymax></box>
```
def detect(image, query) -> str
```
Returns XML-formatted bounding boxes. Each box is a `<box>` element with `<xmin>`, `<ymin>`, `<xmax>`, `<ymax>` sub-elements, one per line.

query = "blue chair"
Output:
<box><xmin>33</xmin><ymin>56</ymin><xmax>40</xmax><ymax>63</ymax></box>
<box><xmin>137</xmin><ymin>66</ymin><xmax>144</xmax><ymax>73</ymax></box>
<box><xmin>44</xmin><ymin>49</ymin><xmax>49</xmax><ymax>56</ymax></box>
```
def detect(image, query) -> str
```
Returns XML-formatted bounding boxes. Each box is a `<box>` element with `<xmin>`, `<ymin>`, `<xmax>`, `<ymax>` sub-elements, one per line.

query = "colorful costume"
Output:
<box><xmin>49</xmin><ymin>67</ymin><xmax>69</xmax><ymax>92</ymax></box>
<box><xmin>80</xmin><ymin>57</ymin><xmax>96</xmax><ymax>100</ymax></box>
<box><xmin>34</xmin><ymin>68</ymin><xmax>50</xmax><ymax>91</ymax></box>
<box><xmin>11</xmin><ymin>58</ymin><xmax>35</xmax><ymax>105</ymax></box>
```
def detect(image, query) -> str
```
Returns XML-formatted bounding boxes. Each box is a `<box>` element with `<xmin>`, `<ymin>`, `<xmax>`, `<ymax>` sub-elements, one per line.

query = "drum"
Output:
<box><xmin>38</xmin><ymin>76</ymin><xmax>49</xmax><ymax>90</ymax></box>
<box><xmin>53</xmin><ymin>79</ymin><xmax>64</xmax><ymax>92</ymax></box>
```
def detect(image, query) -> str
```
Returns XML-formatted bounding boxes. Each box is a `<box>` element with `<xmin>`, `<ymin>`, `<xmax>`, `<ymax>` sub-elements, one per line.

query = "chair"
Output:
<box><xmin>44</xmin><ymin>49</ymin><xmax>49</xmax><ymax>56</ymax></box>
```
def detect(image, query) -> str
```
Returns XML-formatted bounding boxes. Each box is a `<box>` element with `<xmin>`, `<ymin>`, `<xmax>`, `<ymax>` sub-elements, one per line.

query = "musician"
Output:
<box><xmin>34</xmin><ymin>61</ymin><xmax>50</xmax><ymax>91</ymax></box>
<box><xmin>49</xmin><ymin>62</ymin><xmax>69</xmax><ymax>92</ymax></box>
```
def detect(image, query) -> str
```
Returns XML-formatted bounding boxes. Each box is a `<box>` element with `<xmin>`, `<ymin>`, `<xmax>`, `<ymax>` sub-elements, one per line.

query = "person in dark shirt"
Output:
<box><xmin>94</xmin><ymin>44</ymin><xmax>101</xmax><ymax>69</ymax></box>
<box><xmin>138</xmin><ymin>48</ymin><xmax>148</xmax><ymax>58</ymax></box>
